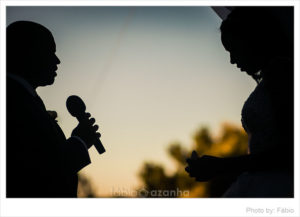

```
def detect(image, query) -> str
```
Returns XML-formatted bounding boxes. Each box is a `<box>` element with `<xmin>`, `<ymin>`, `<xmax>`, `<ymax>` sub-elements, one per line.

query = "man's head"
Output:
<box><xmin>7</xmin><ymin>21</ymin><xmax>60</xmax><ymax>88</ymax></box>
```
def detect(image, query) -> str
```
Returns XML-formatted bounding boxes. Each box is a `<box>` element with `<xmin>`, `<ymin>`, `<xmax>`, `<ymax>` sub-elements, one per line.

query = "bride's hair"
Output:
<box><xmin>220</xmin><ymin>7</ymin><xmax>293</xmax><ymax>83</ymax></box>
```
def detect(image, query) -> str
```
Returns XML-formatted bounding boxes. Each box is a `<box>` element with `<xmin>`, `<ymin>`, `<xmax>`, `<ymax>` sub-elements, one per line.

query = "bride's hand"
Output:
<box><xmin>185</xmin><ymin>151</ymin><xmax>223</xmax><ymax>182</ymax></box>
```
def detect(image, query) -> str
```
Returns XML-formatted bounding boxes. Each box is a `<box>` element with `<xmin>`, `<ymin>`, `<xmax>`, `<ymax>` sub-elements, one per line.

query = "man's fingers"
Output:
<box><xmin>89</xmin><ymin>118</ymin><xmax>96</xmax><ymax>125</ymax></box>
<box><xmin>86</xmin><ymin>113</ymin><xmax>91</xmax><ymax>118</ymax></box>
<box><xmin>93</xmin><ymin>125</ymin><xmax>99</xmax><ymax>131</ymax></box>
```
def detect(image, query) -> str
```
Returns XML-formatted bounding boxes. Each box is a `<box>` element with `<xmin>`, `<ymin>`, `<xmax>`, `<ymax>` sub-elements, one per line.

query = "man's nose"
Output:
<box><xmin>55</xmin><ymin>54</ymin><xmax>61</xmax><ymax>64</ymax></box>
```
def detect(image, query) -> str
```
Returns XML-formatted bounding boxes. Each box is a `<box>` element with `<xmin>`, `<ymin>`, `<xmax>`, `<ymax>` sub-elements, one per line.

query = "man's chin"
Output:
<box><xmin>39</xmin><ymin>77</ymin><xmax>55</xmax><ymax>86</ymax></box>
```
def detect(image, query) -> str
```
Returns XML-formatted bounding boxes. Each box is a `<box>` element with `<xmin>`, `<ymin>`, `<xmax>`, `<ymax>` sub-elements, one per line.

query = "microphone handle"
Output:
<box><xmin>77</xmin><ymin>115</ymin><xmax>106</xmax><ymax>155</ymax></box>
<box><xmin>94</xmin><ymin>139</ymin><xmax>106</xmax><ymax>154</ymax></box>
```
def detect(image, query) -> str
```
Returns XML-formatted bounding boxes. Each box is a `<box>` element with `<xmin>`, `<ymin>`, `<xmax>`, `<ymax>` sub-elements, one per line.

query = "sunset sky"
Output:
<box><xmin>7</xmin><ymin>6</ymin><xmax>256</xmax><ymax>196</ymax></box>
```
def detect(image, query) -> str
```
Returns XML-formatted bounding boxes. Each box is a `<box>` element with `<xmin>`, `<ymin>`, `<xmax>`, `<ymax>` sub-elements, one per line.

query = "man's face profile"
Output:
<box><xmin>32</xmin><ymin>35</ymin><xmax>60</xmax><ymax>86</ymax></box>
<box><xmin>7</xmin><ymin>21</ymin><xmax>61</xmax><ymax>87</ymax></box>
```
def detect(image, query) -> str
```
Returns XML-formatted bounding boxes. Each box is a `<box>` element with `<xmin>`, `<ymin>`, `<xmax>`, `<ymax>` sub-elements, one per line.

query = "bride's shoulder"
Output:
<box><xmin>261</xmin><ymin>57</ymin><xmax>293</xmax><ymax>96</ymax></box>
<box><xmin>263</xmin><ymin>57</ymin><xmax>293</xmax><ymax>82</ymax></box>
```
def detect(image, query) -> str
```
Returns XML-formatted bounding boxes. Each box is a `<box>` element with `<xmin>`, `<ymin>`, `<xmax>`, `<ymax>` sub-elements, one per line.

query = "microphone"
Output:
<box><xmin>66</xmin><ymin>95</ymin><xmax>105</xmax><ymax>154</ymax></box>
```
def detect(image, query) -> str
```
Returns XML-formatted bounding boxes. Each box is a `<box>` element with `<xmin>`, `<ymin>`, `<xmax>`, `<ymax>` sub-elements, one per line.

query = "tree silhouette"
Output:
<box><xmin>77</xmin><ymin>173</ymin><xmax>96</xmax><ymax>198</ymax></box>
<box><xmin>137</xmin><ymin>123</ymin><xmax>248</xmax><ymax>197</ymax></box>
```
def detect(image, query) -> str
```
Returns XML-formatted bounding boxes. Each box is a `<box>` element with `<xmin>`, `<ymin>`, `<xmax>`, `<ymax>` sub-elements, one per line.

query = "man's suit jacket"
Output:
<box><xmin>7</xmin><ymin>76</ymin><xmax>90</xmax><ymax>198</ymax></box>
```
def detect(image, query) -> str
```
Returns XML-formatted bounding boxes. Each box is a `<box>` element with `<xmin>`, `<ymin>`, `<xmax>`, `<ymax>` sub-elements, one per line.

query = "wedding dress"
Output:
<box><xmin>223</xmin><ymin>77</ymin><xmax>293</xmax><ymax>197</ymax></box>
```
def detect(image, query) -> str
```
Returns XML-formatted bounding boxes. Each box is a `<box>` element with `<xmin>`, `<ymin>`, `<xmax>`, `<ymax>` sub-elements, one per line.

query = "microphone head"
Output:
<box><xmin>66</xmin><ymin>95</ymin><xmax>86</xmax><ymax>117</ymax></box>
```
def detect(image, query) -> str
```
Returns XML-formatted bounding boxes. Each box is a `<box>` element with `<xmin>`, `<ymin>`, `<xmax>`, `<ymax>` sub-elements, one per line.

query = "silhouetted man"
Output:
<box><xmin>7</xmin><ymin>21</ymin><xmax>100</xmax><ymax>197</ymax></box>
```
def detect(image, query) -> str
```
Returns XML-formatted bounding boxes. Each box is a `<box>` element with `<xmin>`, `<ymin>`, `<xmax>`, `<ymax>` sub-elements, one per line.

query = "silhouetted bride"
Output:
<box><xmin>185</xmin><ymin>7</ymin><xmax>294</xmax><ymax>197</ymax></box>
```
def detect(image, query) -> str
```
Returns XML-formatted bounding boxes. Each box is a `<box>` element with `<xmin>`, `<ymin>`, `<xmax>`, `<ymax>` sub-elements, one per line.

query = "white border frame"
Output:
<box><xmin>0</xmin><ymin>1</ymin><xmax>299</xmax><ymax>217</ymax></box>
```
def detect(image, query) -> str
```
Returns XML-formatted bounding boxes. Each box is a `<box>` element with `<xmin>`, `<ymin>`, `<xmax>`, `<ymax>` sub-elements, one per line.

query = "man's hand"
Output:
<box><xmin>71</xmin><ymin>113</ymin><xmax>101</xmax><ymax>149</ymax></box>
<box><xmin>185</xmin><ymin>151</ymin><xmax>223</xmax><ymax>182</ymax></box>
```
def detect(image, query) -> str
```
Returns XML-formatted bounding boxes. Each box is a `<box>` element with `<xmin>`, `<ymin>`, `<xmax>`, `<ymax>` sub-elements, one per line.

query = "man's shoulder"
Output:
<box><xmin>7</xmin><ymin>76</ymin><xmax>35</xmax><ymax>104</ymax></box>
<box><xmin>7</xmin><ymin>76</ymin><xmax>40</xmax><ymax>125</ymax></box>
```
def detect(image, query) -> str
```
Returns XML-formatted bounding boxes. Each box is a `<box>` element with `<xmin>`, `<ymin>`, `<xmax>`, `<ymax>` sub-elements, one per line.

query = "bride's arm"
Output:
<box><xmin>186</xmin><ymin>148</ymin><xmax>293</xmax><ymax>182</ymax></box>
<box><xmin>223</xmin><ymin>147</ymin><xmax>293</xmax><ymax>174</ymax></box>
